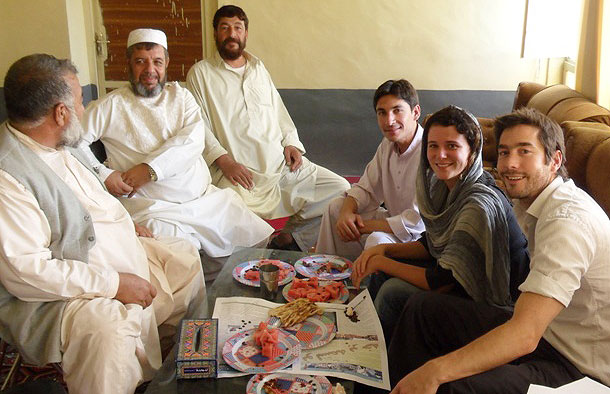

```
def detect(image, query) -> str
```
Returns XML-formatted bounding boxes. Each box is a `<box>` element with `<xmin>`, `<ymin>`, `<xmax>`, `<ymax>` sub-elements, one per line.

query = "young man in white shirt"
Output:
<box><xmin>316</xmin><ymin>79</ymin><xmax>425</xmax><ymax>260</ymax></box>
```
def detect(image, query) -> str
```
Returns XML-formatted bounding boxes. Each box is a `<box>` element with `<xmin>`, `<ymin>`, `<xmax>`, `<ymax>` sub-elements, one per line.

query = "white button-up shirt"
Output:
<box><xmin>346</xmin><ymin>126</ymin><xmax>424</xmax><ymax>242</ymax></box>
<box><xmin>517</xmin><ymin>177</ymin><xmax>610</xmax><ymax>385</ymax></box>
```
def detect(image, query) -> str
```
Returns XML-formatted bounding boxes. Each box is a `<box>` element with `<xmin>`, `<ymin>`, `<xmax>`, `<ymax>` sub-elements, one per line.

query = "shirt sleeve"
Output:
<box><xmin>186</xmin><ymin>66</ymin><xmax>229</xmax><ymax>165</ymax></box>
<box><xmin>425</xmin><ymin>262</ymin><xmax>459</xmax><ymax>290</ymax></box>
<box><xmin>0</xmin><ymin>170</ymin><xmax>119</xmax><ymax>302</ymax></box>
<box><xmin>386</xmin><ymin>209</ymin><xmax>423</xmax><ymax>243</ymax></box>
<box><xmin>518</xmin><ymin>213</ymin><xmax>594</xmax><ymax>307</ymax></box>
<box><xmin>80</xmin><ymin>100</ymin><xmax>115</xmax><ymax>181</ymax></box>
<box><xmin>144</xmin><ymin>89</ymin><xmax>206</xmax><ymax>180</ymax></box>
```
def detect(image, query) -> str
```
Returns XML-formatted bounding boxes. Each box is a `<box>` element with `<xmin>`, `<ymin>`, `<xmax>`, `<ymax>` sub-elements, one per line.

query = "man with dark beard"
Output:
<box><xmin>187</xmin><ymin>5</ymin><xmax>350</xmax><ymax>252</ymax></box>
<box><xmin>0</xmin><ymin>54</ymin><xmax>205</xmax><ymax>394</ymax></box>
<box><xmin>81</xmin><ymin>29</ymin><xmax>273</xmax><ymax>280</ymax></box>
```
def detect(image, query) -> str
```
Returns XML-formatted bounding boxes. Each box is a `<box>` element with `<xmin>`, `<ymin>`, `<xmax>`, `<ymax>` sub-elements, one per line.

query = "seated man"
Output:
<box><xmin>388</xmin><ymin>108</ymin><xmax>610</xmax><ymax>393</ymax></box>
<box><xmin>316</xmin><ymin>79</ymin><xmax>425</xmax><ymax>260</ymax></box>
<box><xmin>0</xmin><ymin>54</ymin><xmax>205</xmax><ymax>394</ymax></box>
<box><xmin>186</xmin><ymin>5</ymin><xmax>350</xmax><ymax>252</ymax></box>
<box><xmin>81</xmin><ymin>28</ymin><xmax>274</xmax><ymax>277</ymax></box>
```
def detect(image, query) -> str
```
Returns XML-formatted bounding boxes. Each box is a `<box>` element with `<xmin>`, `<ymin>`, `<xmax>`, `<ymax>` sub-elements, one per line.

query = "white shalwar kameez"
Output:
<box><xmin>80</xmin><ymin>82</ymin><xmax>273</xmax><ymax>257</ymax></box>
<box><xmin>316</xmin><ymin>128</ymin><xmax>425</xmax><ymax>260</ymax></box>
<box><xmin>186</xmin><ymin>53</ymin><xmax>350</xmax><ymax>251</ymax></box>
<box><xmin>0</xmin><ymin>125</ymin><xmax>205</xmax><ymax>394</ymax></box>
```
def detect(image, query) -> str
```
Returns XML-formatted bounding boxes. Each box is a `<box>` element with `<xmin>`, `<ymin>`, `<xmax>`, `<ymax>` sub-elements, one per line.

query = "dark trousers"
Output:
<box><xmin>388</xmin><ymin>292</ymin><xmax>584</xmax><ymax>393</ymax></box>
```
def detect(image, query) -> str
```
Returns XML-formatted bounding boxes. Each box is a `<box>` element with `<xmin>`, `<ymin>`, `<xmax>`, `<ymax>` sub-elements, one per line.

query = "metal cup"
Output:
<box><xmin>259</xmin><ymin>263</ymin><xmax>280</xmax><ymax>300</ymax></box>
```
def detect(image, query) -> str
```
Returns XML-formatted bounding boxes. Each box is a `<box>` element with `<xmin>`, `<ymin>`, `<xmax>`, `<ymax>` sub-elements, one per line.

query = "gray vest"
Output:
<box><xmin>0</xmin><ymin>122</ymin><xmax>100</xmax><ymax>365</ymax></box>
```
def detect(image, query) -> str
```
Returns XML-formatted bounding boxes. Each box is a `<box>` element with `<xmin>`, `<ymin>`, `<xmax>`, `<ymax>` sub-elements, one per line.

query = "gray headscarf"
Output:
<box><xmin>416</xmin><ymin>106</ymin><xmax>512</xmax><ymax>307</ymax></box>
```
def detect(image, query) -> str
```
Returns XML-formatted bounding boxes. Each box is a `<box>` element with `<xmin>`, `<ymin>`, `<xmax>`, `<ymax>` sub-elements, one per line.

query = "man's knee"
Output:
<box><xmin>65</xmin><ymin>298</ymin><xmax>138</xmax><ymax>342</ymax></box>
<box><xmin>328</xmin><ymin>196</ymin><xmax>345</xmax><ymax>214</ymax></box>
<box><xmin>364</xmin><ymin>231</ymin><xmax>394</xmax><ymax>249</ymax></box>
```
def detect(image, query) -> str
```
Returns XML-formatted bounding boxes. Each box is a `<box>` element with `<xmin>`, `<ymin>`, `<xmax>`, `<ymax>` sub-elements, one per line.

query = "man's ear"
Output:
<box><xmin>412</xmin><ymin>104</ymin><xmax>421</xmax><ymax>122</ymax></box>
<box><xmin>550</xmin><ymin>150</ymin><xmax>563</xmax><ymax>173</ymax></box>
<box><xmin>53</xmin><ymin>103</ymin><xmax>68</xmax><ymax>127</ymax></box>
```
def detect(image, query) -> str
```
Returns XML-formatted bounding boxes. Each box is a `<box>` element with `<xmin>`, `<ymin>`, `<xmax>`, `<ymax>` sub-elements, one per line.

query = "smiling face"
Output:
<box><xmin>426</xmin><ymin>125</ymin><xmax>471</xmax><ymax>190</ymax></box>
<box><xmin>128</xmin><ymin>44</ymin><xmax>168</xmax><ymax>97</ymax></box>
<box><xmin>497</xmin><ymin>124</ymin><xmax>561</xmax><ymax>207</ymax></box>
<box><xmin>215</xmin><ymin>16</ymin><xmax>248</xmax><ymax>61</ymax></box>
<box><xmin>375</xmin><ymin>94</ymin><xmax>420</xmax><ymax>153</ymax></box>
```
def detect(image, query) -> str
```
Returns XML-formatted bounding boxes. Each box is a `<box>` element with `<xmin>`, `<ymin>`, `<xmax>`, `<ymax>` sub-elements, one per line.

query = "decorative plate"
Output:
<box><xmin>246</xmin><ymin>373</ymin><xmax>332</xmax><ymax>394</ymax></box>
<box><xmin>294</xmin><ymin>254</ymin><xmax>352</xmax><ymax>281</ymax></box>
<box><xmin>233</xmin><ymin>260</ymin><xmax>295</xmax><ymax>287</ymax></box>
<box><xmin>222</xmin><ymin>328</ymin><xmax>300</xmax><ymax>373</ymax></box>
<box><xmin>267</xmin><ymin>315</ymin><xmax>336</xmax><ymax>350</ymax></box>
<box><xmin>282</xmin><ymin>280</ymin><xmax>349</xmax><ymax>304</ymax></box>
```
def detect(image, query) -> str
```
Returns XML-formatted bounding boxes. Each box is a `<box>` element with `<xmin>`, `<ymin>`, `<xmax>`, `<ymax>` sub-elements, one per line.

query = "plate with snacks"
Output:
<box><xmin>282</xmin><ymin>277</ymin><xmax>348</xmax><ymax>304</ymax></box>
<box><xmin>233</xmin><ymin>259</ymin><xmax>295</xmax><ymax>287</ymax></box>
<box><xmin>268</xmin><ymin>314</ymin><xmax>336</xmax><ymax>350</ymax></box>
<box><xmin>294</xmin><ymin>254</ymin><xmax>352</xmax><ymax>281</ymax></box>
<box><xmin>246</xmin><ymin>373</ymin><xmax>332</xmax><ymax>394</ymax></box>
<box><xmin>222</xmin><ymin>322</ymin><xmax>300</xmax><ymax>373</ymax></box>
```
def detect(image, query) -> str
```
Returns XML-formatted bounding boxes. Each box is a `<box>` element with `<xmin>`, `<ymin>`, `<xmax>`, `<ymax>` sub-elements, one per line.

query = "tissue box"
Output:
<box><xmin>176</xmin><ymin>318</ymin><xmax>218</xmax><ymax>379</ymax></box>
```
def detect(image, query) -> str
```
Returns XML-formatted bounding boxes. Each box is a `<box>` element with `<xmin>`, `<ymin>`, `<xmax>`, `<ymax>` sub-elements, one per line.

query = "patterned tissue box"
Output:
<box><xmin>176</xmin><ymin>318</ymin><xmax>218</xmax><ymax>379</ymax></box>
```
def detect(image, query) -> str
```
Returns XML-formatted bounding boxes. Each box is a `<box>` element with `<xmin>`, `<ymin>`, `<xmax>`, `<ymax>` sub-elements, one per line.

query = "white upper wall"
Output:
<box><xmin>221</xmin><ymin>0</ymin><xmax>542</xmax><ymax>89</ymax></box>
<box><xmin>2</xmin><ymin>0</ymin><xmax>555</xmax><ymax>90</ymax></box>
<box><xmin>0</xmin><ymin>0</ymin><xmax>93</xmax><ymax>86</ymax></box>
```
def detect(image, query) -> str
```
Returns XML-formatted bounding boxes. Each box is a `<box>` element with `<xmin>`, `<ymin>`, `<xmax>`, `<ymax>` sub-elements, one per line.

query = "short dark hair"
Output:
<box><xmin>422</xmin><ymin>105</ymin><xmax>481</xmax><ymax>170</ymax></box>
<box><xmin>4</xmin><ymin>54</ymin><xmax>77</xmax><ymax>124</ymax></box>
<box><xmin>373</xmin><ymin>79</ymin><xmax>419</xmax><ymax>111</ymax></box>
<box><xmin>126</xmin><ymin>42</ymin><xmax>169</xmax><ymax>61</ymax></box>
<box><xmin>494</xmin><ymin>107</ymin><xmax>567</xmax><ymax>179</ymax></box>
<box><xmin>213</xmin><ymin>5</ymin><xmax>249</xmax><ymax>30</ymax></box>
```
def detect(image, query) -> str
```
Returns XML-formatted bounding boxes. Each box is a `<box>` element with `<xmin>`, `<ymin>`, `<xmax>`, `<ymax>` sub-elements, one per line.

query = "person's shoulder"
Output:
<box><xmin>189</xmin><ymin>58</ymin><xmax>215</xmax><ymax>72</ymax></box>
<box><xmin>164</xmin><ymin>81</ymin><xmax>183</xmax><ymax>92</ymax></box>
<box><xmin>85</xmin><ymin>85</ymin><xmax>131</xmax><ymax>114</ymax></box>
<box><xmin>541</xmin><ymin>179</ymin><xmax>609</xmax><ymax>229</ymax></box>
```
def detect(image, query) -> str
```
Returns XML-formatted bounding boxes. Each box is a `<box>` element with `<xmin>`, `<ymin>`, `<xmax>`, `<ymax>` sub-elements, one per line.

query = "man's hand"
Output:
<box><xmin>114</xmin><ymin>272</ymin><xmax>157</xmax><ymax>308</ymax></box>
<box><xmin>359</xmin><ymin>219</ymin><xmax>393</xmax><ymax>235</ymax></box>
<box><xmin>104</xmin><ymin>171</ymin><xmax>134</xmax><ymax>197</ymax></box>
<box><xmin>336</xmin><ymin>211</ymin><xmax>364</xmax><ymax>242</ymax></box>
<box><xmin>215</xmin><ymin>154</ymin><xmax>254</xmax><ymax>189</ymax></box>
<box><xmin>351</xmin><ymin>245</ymin><xmax>386</xmax><ymax>289</ymax></box>
<box><xmin>122</xmin><ymin>164</ymin><xmax>153</xmax><ymax>197</ymax></box>
<box><xmin>134</xmin><ymin>222</ymin><xmax>154</xmax><ymax>238</ymax></box>
<box><xmin>390</xmin><ymin>363</ymin><xmax>441</xmax><ymax>394</ymax></box>
<box><xmin>284</xmin><ymin>146</ymin><xmax>303</xmax><ymax>171</ymax></box>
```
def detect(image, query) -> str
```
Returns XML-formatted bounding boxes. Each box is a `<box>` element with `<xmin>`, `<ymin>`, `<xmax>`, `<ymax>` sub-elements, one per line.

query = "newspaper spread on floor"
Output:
<box><xmin>211</xmin><ymin>289</ymin><xmax>390</xmax><ymax>390</ymax></box>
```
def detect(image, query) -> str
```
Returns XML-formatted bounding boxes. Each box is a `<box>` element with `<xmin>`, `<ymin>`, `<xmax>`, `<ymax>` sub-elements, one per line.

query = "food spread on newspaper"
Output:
<box><xmin>211</xmin><ymin>289</ymin><xmax>390</xmax><ymax>390</ymax></box>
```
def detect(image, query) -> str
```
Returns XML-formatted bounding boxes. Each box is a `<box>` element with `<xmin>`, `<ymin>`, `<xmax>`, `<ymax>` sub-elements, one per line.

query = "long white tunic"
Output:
<box><xmin>186</xmin><ymin>52</ymin><xmax>330</xmax><ymax>219</ymax></box>
<box><xmin>0</xmin><ymin>124</ymin><xmax>158</xmax><ymax>370</ymax></box>
<box><xmin>80</xmin><ymin>83</ymin><xmax>273</xmax><ymax>257</ymax></box>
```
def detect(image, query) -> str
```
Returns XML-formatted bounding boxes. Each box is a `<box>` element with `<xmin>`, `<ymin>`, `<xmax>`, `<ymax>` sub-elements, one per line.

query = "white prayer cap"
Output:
<box><xmin>127</xmin><ymin>28</ymin><xmax>167</xmax><ymax>49</ymax></box>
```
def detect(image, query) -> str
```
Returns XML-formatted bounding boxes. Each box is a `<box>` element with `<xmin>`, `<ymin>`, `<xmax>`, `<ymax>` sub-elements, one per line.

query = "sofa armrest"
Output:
<box><xmin>513</xmin><ymin>82</ymin><xmax>546</xmax><ymax>110</ymax></box>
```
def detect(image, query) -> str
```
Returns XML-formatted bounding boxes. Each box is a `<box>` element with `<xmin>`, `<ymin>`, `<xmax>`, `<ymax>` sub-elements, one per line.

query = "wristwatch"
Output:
<box><xmin>147</xmin><ymin>164</ymin><xmax>158</xmax><ymax>182</ymax></box>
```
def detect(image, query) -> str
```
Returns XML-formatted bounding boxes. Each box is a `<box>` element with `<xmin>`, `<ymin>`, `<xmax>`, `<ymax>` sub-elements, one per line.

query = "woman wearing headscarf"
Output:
<box><xmin>351</xmin><ymin>106</ymin><xmax>529</xmax><ymax>340</ymax></box>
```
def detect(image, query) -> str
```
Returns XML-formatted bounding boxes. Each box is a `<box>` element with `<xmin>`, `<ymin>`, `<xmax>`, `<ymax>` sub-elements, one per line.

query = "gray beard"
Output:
<box><xmin>130</xmin><ymin>79</ymin><xmax>165</xmax><ymax>97</ymax></box>
<box><xmin>58</xmin><ymin>107</ymin><xmax>84</xmax><ymax>148</ymax></box>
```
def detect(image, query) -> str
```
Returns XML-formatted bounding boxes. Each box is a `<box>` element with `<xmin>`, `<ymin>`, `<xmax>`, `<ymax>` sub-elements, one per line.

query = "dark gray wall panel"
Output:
<box><xmin>279</xmin><ymin>89</ymin><xmax>515</xmax><ymax>176</ymax></box>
